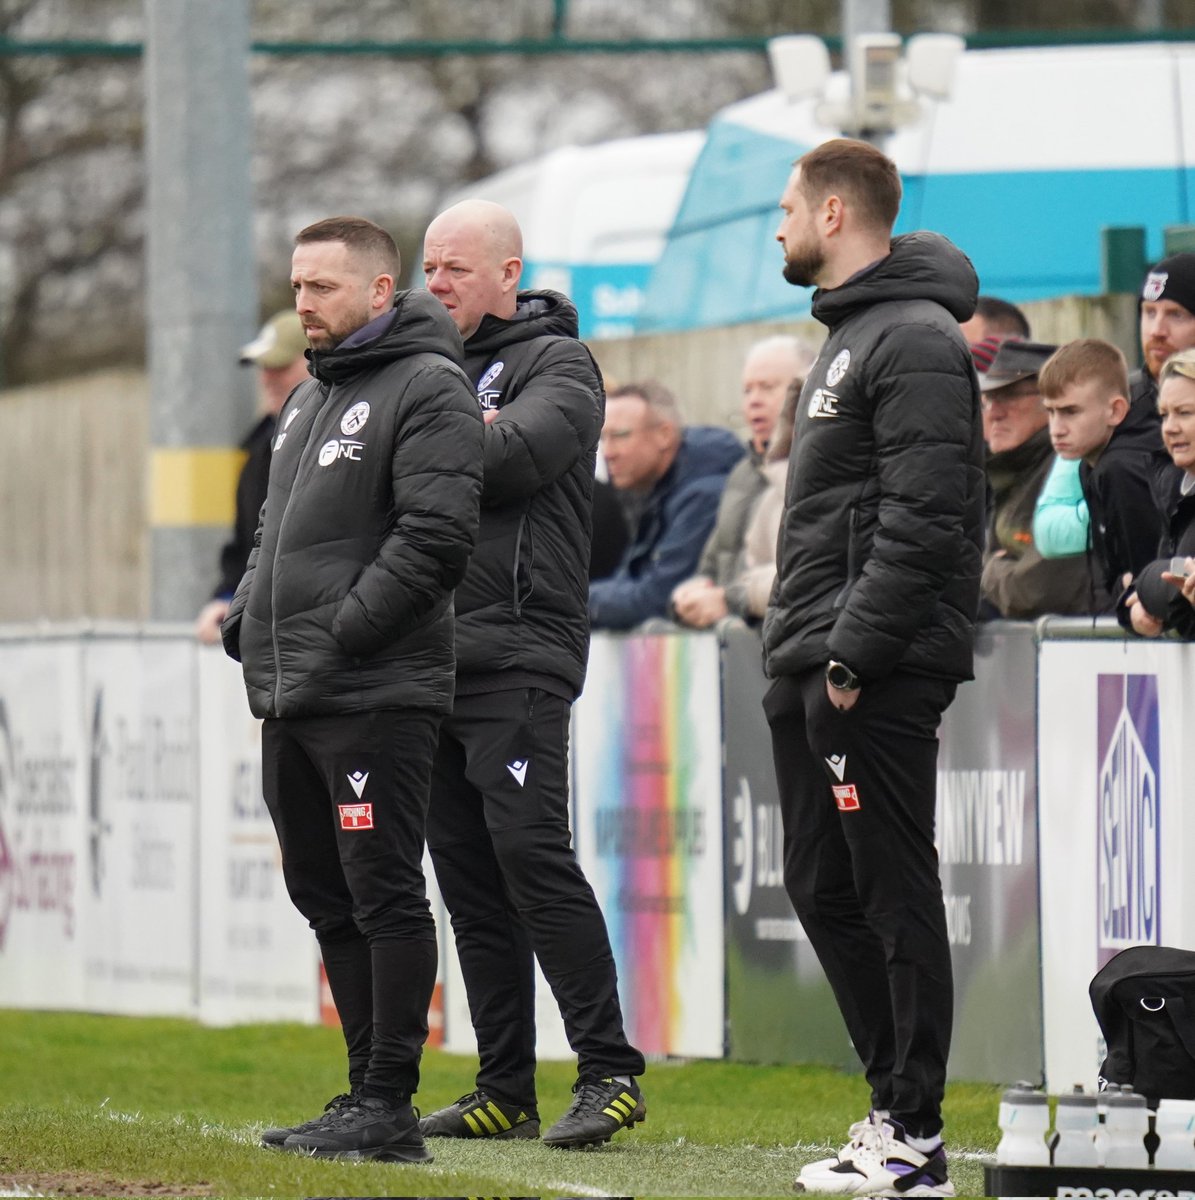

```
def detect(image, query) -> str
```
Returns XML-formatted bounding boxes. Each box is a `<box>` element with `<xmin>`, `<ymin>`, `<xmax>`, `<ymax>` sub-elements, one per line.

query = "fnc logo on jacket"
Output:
<box><xmin>477</xmin><ymin>360</ymin><xmax>505</xmax><ymax>414</ymax></box>
<box><xmin>807</xmin><ymin>387</ymin><xmax>840</xmax><ymax>419</ymax></box>
<box><xmin>318</xmin><ymin>439</ymin><xmax>364</xmax><ymax>467</ymax></box>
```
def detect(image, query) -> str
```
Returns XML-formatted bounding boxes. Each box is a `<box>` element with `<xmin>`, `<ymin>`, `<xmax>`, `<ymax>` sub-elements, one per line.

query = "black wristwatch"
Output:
<box><xmin>825</xmin><ymin>659</ymin><xmax>861</xmax><ymax>691</ymax></box>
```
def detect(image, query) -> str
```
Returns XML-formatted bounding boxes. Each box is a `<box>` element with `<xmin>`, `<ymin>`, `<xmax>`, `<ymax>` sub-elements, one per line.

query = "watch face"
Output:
<box><xmin>827</xmin><ymin>662</ymin><xmax>857</xmax><ymax>689</ymax></box>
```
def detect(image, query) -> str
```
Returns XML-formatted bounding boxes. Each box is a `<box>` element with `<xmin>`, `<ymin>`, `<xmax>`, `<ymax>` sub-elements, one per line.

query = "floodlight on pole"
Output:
<box><xmin>905</xmin><ymin>33</ymin><xmax>965</xmax><ymax>99</ymax></box>
<box><xmin>766</xmin><ymin>30</ymin><xmax>963</xmax><ymax>144</ymax></box>
<box><xmin>766</xmin><ymin>34</ymin><xmax>831</xmax><ymax>102</ymax></box>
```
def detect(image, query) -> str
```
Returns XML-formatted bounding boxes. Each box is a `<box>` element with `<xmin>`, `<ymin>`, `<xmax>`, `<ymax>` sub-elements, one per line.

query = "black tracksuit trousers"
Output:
<box><xmin>426</xmin><ymin>688</ymin><xmax>645</xmax><ymax>1107</ymax></box>
<box><xmin>261</xmin><ymin>708</ymin><xmax>441</xmax><ymax>1103</ymax></box>
<box><xmin>763</xmin><ymin>668</ymin><xmax>957</xmax><ymax>1139</ymax></box>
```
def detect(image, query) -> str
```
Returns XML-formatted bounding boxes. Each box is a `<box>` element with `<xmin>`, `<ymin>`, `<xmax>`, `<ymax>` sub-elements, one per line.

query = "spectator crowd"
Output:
<box><xmin>201</xmin><ymin>254</ymin><xmax>1195</xmax><ymax>652</ymax></box>
<box><xmin>574</xmin><ymin>252</ymin><xmax>1195</xmax><ymax>640</ymax></box>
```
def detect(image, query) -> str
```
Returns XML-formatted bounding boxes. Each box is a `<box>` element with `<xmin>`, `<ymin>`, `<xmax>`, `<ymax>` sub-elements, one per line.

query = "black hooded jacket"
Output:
<box><xmin>763</xmin><ymin>232</ymin><xmax>985</xmax><ymax>684</ymax></box>
<box><xmin>1080</xmin><ymin>399</ymin><xmax>1166</xmax><ymax>602</ymax></box>
<box><xmin>452</xmin><ymin>289</ymin><xmax>604</xmax><ymax>701</ymax></box>
<box><xmin>221</xmin><ymin>289</ymin><xmax>483</xmax><ymax>719</ymax></box>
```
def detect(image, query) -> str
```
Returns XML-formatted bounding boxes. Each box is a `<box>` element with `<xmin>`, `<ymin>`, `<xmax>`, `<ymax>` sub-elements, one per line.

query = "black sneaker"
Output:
<box><xmin>542</xmin><ymin>1076</ymin><xmax>646</xmax><ymax>1149</ymax></box>
<box><xmin>418</xmin><ymin>1089</ymin><xmax>540</xmax><ymax>1139</ymax></box>
<box><xmin>261</xmin><ymin>1091</ymin><xmax>357</xmax><ymax>1149</ymax></box>
<box><xmin>282</xmin><ymin>1095</ymin><xmax>432</xmax><ymax>1162</ymax></box>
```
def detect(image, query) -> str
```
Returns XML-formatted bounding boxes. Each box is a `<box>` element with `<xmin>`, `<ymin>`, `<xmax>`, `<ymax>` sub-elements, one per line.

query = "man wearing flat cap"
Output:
<box><xmin>195</xmin><ymin>310</ymin><xmax>310</xmax><ymax>644</ymax></box>
<box><xmin>975</xmin><ymin>336</ymin><xmax>1096</xmax><ymax>618</ymax></box>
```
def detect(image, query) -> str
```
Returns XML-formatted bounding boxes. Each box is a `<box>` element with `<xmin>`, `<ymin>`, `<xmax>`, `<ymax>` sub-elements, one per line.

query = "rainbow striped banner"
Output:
<box><xmin>573</xmin><ymin>631</ymin><xmax>724</xmax><ymax>1058</ymax></box>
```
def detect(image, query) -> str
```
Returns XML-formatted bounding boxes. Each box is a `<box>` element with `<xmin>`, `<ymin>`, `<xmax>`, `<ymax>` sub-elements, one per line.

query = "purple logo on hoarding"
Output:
<box><xmin>1096</xmin><ymin>674</ymin><xmax>1160</xmax><ymax>967</ymax></box>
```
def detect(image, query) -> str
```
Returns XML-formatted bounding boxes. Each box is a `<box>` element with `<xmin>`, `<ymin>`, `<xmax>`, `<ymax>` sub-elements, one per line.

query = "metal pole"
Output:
<box><xmin>143</xmin><ymin>0</ymin><xmax>257</xmax><ymax>620</ymax></box>
<box><xmin>843</xmin><ymin>0</ymin><xmax>891</xmax><ymax>49</ymax></box>
<box><xmin>1134</xmin><ymin>0</ymin><xmax>1164</xmax><ymax>30</ymax></box>
<box><xmin>844</xmin><ymin>0</ymin><xmax>892</xmax><ymax>147</ymax></box>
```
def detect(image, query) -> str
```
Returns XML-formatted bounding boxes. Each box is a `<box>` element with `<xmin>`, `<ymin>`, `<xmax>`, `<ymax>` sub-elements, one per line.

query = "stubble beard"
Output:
<box><xmin>782</xmin><ymin>243</ymin><xmax>823</xmax><ymax>289</ymax></box>
<box><xmin>307</xmin><ymin>302</ymin><xmax>374</xmax><ymax>352</ymax></box>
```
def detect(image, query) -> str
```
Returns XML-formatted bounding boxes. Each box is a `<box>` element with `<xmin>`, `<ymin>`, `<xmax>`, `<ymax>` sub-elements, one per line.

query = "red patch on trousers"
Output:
<box><xmin>338</xmin><ymin>802</ymin><xmax>374</xmax><ymax>830</ymax></box>
<box><xmin>832</xmin><ymin>783</ymin><xmax>860</xmax><ymax>812</ymax></box>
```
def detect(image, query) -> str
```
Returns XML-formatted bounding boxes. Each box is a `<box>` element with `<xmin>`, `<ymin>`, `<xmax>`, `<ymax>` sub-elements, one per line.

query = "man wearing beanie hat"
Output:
<box><xmin>194</xmin><ymin>310</ymin><xmax>310</xmax><ymax>644</ymax></box>
<box><xmin>1134</xmin><ymin>252</ymin><xmax>1195</xmax><ymax>415</ymax></box>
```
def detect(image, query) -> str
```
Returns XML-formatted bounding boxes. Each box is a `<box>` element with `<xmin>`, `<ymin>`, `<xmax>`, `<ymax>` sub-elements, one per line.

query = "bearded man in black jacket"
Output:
<box><xmin>762</xmin><ymin>140</ymin><xmax>984</xmax><ymax>1198</ymax></box>
<box><xmin>418</xmin><ymin>199</ymin><xmax>646</xmax><ymax>1150</ymax></box>
<box><xmin>222</xmin><ymin>216</ymin><xmax>483</xmax><ymax>1163</ymax></box>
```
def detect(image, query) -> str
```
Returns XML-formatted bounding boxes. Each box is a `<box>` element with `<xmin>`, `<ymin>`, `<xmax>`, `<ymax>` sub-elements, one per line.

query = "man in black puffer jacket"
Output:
<box><xmin>762</xmin><ymin>141</ymin><xmax>984</xmax><ymax>1199</ymax></box>
<box><xmin>418</xmin><ymin>199</ymin><xmax>646</xmax><ymax>1151</ymax></box>
<box><xmin>222</xmin><ymin>217</ymin><xmax>483</xmax><ymax>1163</ymax></box>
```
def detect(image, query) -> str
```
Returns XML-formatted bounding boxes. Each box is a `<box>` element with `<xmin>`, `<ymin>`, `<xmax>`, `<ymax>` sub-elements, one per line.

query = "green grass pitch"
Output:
<box><xmin>0</xmin><ymin>1010</ymin><xmax>1006</xmax><ymax>1197</ymax></box>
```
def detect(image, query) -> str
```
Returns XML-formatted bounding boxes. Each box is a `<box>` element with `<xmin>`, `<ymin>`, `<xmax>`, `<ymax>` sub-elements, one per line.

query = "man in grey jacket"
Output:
<box><xmin>222</xmin><ymin>216</ymin><xmax>482</xmax><ymax>1163</ymax></box>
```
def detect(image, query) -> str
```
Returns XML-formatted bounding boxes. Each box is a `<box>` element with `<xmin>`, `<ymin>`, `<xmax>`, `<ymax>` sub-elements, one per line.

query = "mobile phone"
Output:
<box><xmin>1169</xmin><ymin>556</ymin><xmax>1190</xmax><ymax>577</ymax></box>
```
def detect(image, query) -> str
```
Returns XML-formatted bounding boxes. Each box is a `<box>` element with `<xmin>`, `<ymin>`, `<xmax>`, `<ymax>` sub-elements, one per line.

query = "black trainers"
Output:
<box><xmin>418</xmin><ymin>1089</ymin><xmax>540</xmax><ymax>1139</ymax></box>
<box><xmin>261</xmin><ymin>1091</ymin><xmax>358</xmax><ymax>1149</ymax></box>
<box><xmin>542</xmin><ymin>1076</ymin><xmax>646</xmax><ymax>1148</ymax></box>
<box><xmin>282</xmin><ymin>1095</ymin><xmax>432</xmax><ymax>1162</ymax></box>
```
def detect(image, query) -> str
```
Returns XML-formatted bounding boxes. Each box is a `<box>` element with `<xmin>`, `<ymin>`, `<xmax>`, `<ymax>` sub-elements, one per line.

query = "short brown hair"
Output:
<box><xmin>295</xmin><ymin>216</ymin><xmax>401</xmax><ymax>282</ymax></box>
<box><xmin>796</xmin><ymin>138</ymin><xmax>902</xmax><ymax>232</ymax></box>
<box><xmin>1038</xmin><ymin>338</ymin><xmax>1129</xmax><ymax>401</ymax></box>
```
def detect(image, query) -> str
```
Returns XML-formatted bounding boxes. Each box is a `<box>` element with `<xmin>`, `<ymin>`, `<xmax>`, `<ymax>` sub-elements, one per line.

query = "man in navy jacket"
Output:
<box><xmin>589</xmin><ymin>379</ymin><xmax>743</xmax><ymax>629</ymax></box>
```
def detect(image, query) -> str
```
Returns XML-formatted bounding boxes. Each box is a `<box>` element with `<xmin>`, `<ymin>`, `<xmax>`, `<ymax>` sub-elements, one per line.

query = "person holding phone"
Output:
<box><xmin>1120</xmin><ymin>348</ymin><xmax>1195</xmax><ymax>638</ymax></box>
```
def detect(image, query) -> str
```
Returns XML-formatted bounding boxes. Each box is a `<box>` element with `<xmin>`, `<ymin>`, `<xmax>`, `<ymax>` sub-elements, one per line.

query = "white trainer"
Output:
<box><xmin>794</xmin><ymin>1113</ymin><xmax>954</xmax><ymax>1197</ymax></box>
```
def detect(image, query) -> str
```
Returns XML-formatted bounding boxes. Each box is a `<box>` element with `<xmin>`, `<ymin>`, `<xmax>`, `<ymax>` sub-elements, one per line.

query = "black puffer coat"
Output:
<box><xmin>763</xmin><ymin>232</ymin><xmax>985</xmax><ymax>684</ymax></box>
<box><xmin>222</xmin><ymin>290</ymin><xmax>483</xmax><ymax>718</ymax></box>
<box><xmin>453</xmin><ymin>290</ymin><xmax>603</xmax><ymax>700</ymax></box>
<box><xmin>1118</xmin><ymin>460</ymin><xmax>1195</xmax><ymax>638</ymax></box>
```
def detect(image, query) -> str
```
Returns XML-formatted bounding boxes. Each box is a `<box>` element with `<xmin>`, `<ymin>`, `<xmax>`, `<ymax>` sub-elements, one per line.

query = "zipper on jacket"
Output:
<box><xmin>845</xmin><ymin>502</ymin><xmax>861</xmax><ymax>585</ymax></box>
<box><xmin>270</xmin><ymin>382</ymin><xmax>332</xmax><ymax>714</ymax></box>
<box><xmin>511</xmin><ymin>508</ymin><xmax>534</xmax><ymax>617</ymax></box>
<box><xmin>833</xmin><ymin>496</ymin><xmax>865</xmax><ymax>610</ymax></box>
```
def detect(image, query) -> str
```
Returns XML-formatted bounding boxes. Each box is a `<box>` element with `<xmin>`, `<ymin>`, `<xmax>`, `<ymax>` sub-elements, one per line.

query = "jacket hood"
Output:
<box><xmin>308</xmin><ymin>288</ymin><xmax>465</xmax><ymax>384</ymax></box>
<box><xmin>466</xmin><ymin>289</ymin><xmax>579</xmax><ymax>355</ymax></box>
<box><xmin>1105</xmin><ymin>396</ymin><xmax>1165</xmax><ymax>457</ymax></box>
<box><xmin>813</xmin><ymin>231</ymin><xmax>979</xmax><ymax>328</ymax></box>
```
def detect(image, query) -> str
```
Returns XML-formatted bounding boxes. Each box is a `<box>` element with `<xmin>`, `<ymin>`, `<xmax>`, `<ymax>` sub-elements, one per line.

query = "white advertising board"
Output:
<box><xmin>1038</xmin><ymin>637</ymin><xmax>1195</xmax><ymax>1091</ymax></box>
<box><xmin>79</xmin><ymin>637</ymin><xmax>199</xmax><ymax>1016</ymax></box>
<box><xmin>0</xmin><ymin>638</ymin><xmax>87</xmax><ymax>1008</ymax></box>
<box><xmin>195</xmin><ymin>649</ymin><xmax>319</xmax><ymax>1026</ymax></box>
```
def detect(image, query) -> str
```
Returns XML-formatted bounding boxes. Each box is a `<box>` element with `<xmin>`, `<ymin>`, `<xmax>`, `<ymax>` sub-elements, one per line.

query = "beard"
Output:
<box><xmin>305</xmin><ymin>301</ymin><xmax>375</xmax><ymax>352</ymax></box>
<box><xmin>782</xmin><ymin>241</ymin><xmax>823</xmax><ymax>289</ymax></box>
<box><xmin>1144</xmin><ymin>342</ymin><xmax>1172</xmax><ymax>378</ymax></box>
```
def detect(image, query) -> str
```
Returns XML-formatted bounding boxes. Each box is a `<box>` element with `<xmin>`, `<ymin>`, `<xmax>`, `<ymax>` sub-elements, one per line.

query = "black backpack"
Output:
<box><xmin>1090</xmin><ymin>945</ymin><xmax>1195</xmax><ymax>1108</ymax></box>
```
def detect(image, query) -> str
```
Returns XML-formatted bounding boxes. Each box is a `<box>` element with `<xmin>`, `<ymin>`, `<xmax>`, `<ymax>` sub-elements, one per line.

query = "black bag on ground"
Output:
<box><xmin>1090</xmin><ymin>945</ymin><xmax>1195</xmax><ymax>1107</ymax></box>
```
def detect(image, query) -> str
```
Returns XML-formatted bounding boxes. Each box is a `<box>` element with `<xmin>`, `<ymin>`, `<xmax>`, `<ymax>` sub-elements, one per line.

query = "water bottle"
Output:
<box><xmin>996</xmin><ymin>1082</ymin><xmax>1051</xmax><ymax>1165</ymax></box>
<box><xmin>1094</xmin><ymin>1088</ymin><xmax>1110</xmax><ymax>1165</ymax></box>
<box><xmin>1050</xmin><ymin>1085</ymin><xmax>1099</xmax><ymax>1166</ymax></box>
<box><xmin>1103</xmin><ymin>1084</ymin><xmax>1149</xmax><ymax>1168</ymax></box>
<box><xmin>1153</xmin><ymin>1099</ymin><xmax>1195</xmax><ymax>1169</ymax></box>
